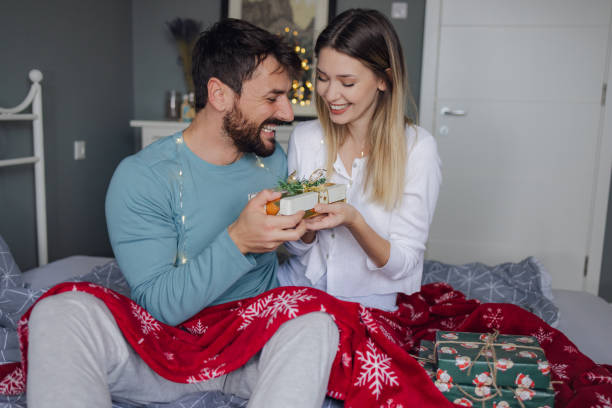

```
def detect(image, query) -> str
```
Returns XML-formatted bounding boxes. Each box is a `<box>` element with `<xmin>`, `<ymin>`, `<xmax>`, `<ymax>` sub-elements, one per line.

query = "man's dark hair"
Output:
<box><xmin>192</xmin><ymin>18</ymin><xmax>301</xmax><ymax>111</ymax></box>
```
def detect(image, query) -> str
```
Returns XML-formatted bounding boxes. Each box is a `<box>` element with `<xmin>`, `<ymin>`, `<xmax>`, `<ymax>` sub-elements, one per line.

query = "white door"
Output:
<box><xmin>420</xmin><ymin>0</ymin><xmax>612</xmax><ymax>291</ymax></box>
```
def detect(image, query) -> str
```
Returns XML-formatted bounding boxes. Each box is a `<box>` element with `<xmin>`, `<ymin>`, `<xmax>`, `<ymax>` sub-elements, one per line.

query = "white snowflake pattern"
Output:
<box><xmin>532</xmin><ymin>327</ymin><xmax>554</xmax><ymax>344</ymax></box>
<box><xmin>563</xmin><ymin>345</ymin><xmax>578</xmax><ymax>354</ymax></box>
<box><xmin>585</xmin><ymin>372</ymin><xmax>612</xmax><ymax>385</ymax></box>
<box><xmin>342</xmin><ymin>352</ymin><xmax>352</xmax><ymax>368</ymax></box>
<box><xmin>237</xmin><ymin>293</ymin><xmax>275</xmax><ymax>330</ymax></box>
<box><xmin>479</xmin><ymin>279</ymin><xmax>509</xmax><ymax>301</ymax></box>
<box><xmin>453</xmin><ymin>269</ymin><xmax>480</xmax><ymax>296</ymax></box>
<box><xmin>402</xmin><ymin>303</ymin><xmax>423</xmax><ymax>321</ymax></box>
<box><xmin>320</xmin><ymin>305</ymin><xmax>327</xmax><ymax>313</ymax></box>
<box><xmin>187</xmin><ymin>364</ymin><xmax>226</xmax><ymax>383</ymax></box>
<box><xmin>0</xmin><ymin>366</ymin><xmax>24</xmax><ymax>395</ymax></box>
<box><xmin>482</xmin><ymin>307</ymin><xmax>504</xmax><ymax>329</ymax></box>
<box><xmin>360</xmin><ymin>305</ymin><xmax>379</xmax><ymax>333</ymax></box>
<box><xmin>402</xmin><ymin>328</ymin><xmax>415</xmax><ymax>349</ymax></box>
<box><xmin>164</xmin><ymin>352</ymin><xmax>175</xmax><ymax>361</ymax></box>
<box><xmin>354</xmin><ymin>339</ymin><xmax>399</xmax><ymax>400</ymax></box>
<box><xmin>130</xmin><ymin>303</ymin><xmax>161</xmax><ymax>337</ymax></box>
<box><xmin>0</xmin><ymin>263</ymin><xmax>20</xmax><ymax>288</ymax></box>
<box><xmin>328</xmin><ymin>391</ymin><xmax>345</xmax><ymax>399</ymax></box>
<box><xmin>379</xmin><ymin>398</ymin><xmax>404</xmax><ymax>408</ymax></box>
<box><xmin>551</xmin><ymin>363</ymin><xmax>569</xmax><ymax>380</ymax></box>
<box><xmin>87</xmin><ymin>283</ymin><xmax>120</xmax><ymax>299</ymax></box>
<box><xmin>593</xmin><ymin>393</ymin><xmax>612</xmax><ymax>408</ymax></box>
<box><xmin>435</xmin><ymin>291</ymin><xmax>456</xmax><ymax>304</ymax></box>
<box><xmin>187</xmin><ymin>319</ymin><xmax>208</xmax><ymax>335</ymax></box>
<box><xmin>262</xmin><ymin>289</ymin><xmax>316</xmax><ymax>328</ymax></box>
<box><xmin>440</xmin><ymin>316</ymin><xmax>463</xmax><ymax>329</ymax></box>
<box><xmin>17</xmin><ymin>317</ymin><xmax>28</xmax><ymax>333</ymax></box>
<box><xmin>378</xmin><ymin>315</ymin><xmax>403</xmax><ymax>331</ymax></box>
<box><xmin>379</xmin><ymin>325</ymin><xmax>398</xmax><ymax>345</ymax></box>
<box><xmin>203</xmin><ymin>354</ymin><xmax>219</xmax><ymax>364</ymax></box>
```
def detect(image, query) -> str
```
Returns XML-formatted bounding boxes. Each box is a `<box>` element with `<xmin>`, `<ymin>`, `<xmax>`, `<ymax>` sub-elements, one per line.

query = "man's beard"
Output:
<box><xmin>223</xmin><ymin>104</ymin><xmax>276</xmax><ymax>157</ymax></box>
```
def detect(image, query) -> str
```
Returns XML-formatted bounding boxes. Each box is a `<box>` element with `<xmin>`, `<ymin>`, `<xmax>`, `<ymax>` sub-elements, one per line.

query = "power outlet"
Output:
<box><xmin>391</xmin><ymin>2</ymin><xmax>408</xmax><ymax>19</ymax></box>
<box><xmin>74</xmin><ymin>140</ymin><xmax>86</xmax><ymax>160</ymax></box>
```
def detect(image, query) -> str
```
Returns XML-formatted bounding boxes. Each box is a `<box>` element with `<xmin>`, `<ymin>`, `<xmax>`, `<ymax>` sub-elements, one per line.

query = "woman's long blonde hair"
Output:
<box><xmin>315</xmin><ymin>9</ymin><xmax>417</xmax><ymax>210</ymax></box>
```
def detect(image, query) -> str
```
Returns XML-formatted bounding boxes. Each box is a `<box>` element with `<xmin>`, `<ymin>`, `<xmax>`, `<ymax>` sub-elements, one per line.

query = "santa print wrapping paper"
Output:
<box><xmin>418</xmin><ymin>340</ymin><xmax>555</xmax><ymax>408</ymax></box>
<box><xmin>1</xmin><ymin>281</ymin><xmax>612</xmax><ymax>408</ymax></box>
<box><xmin>434</xmin><ymin>330</ymin><xmax>551</xmax><ymax>390</ymax></box>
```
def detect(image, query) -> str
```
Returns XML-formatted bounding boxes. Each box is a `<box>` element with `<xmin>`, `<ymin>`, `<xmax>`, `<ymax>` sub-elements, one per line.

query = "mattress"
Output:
<box><xmin>553</xmin><ymin>288</ymin><xmax>612</xmax><ymax>365</ymax></box>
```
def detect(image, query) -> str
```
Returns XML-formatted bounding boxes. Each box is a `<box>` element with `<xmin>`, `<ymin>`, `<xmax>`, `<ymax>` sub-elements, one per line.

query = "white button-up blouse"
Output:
<box><xmin>280</xmin><ymin>120</ymin><xmax>441</xmax><ymax>309</ymax></box>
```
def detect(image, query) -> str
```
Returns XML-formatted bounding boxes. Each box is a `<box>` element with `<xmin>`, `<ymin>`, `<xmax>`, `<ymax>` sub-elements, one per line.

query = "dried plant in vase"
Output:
<box><xmin>166</xmin><ymin>18</ymin><xmax>202</xmax><ymax>93</ymax></box>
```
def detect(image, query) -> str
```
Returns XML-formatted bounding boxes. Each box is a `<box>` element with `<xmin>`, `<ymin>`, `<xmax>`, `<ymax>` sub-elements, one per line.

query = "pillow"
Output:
<box><xmin>0</xmin><ymin>258</ymin><xmax>128</xmax><ymax>330</ymax></box>
<box><xmin>0</xmin><ymin>259</ymin><xmax>127</xmax><ymax>364</ymax></box>
<box><xmin>0</xmin><ymin>235</ymin><xmax>27</xmax><ymax>328</ymax></box>
<box><xmin>0</xmin><ymin>327</ymin><xmax>20</xmax><ymax>364</ymax></box>
<box><xmin>22</xmin><ymin>255</ymin><xmax>114</xmax><ymax>291</ymax></box>
<box><xmin>0</xmin><ymin>235</ymin><xmax>23</xmax><ymax>290</ymax></box>
<box><xmin>422</xmin><ymin>257</ymin><xmax>559</xmax><ymax>326</ymax></box>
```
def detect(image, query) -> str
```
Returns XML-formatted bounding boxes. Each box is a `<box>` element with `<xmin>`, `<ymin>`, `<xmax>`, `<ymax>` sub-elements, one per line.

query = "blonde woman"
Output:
<box><xmin>278</xmin><ymin>9</ymin><xmax>442</xmax><ymax>311</ymax></box>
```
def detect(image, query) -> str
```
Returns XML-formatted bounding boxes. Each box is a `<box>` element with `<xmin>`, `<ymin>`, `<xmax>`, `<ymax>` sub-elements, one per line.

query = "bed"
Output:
<box><xmin>1</xmin><ymin>70</ymin><xmax>611</xmax><ymax>407</ymax></box>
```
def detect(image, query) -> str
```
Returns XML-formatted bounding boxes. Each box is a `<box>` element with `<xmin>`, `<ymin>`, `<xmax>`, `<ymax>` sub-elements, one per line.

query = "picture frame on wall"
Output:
<box><xmin>222</xmin><ymin>0</ymin><xmax>336</xmax><ymax>119</ymax></box>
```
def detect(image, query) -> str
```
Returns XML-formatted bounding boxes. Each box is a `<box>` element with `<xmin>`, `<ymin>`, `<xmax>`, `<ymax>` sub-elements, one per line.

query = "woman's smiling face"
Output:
<box><xmin>315</xmin><ymin>47</ymin><xmax>386</xmax><ymax>127</ymax></box>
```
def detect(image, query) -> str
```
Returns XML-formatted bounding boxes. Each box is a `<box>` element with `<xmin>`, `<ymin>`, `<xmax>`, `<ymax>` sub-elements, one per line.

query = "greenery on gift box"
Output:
<box><xmin>277</xmin><ymin>170</ymin><xmax>326</xmax><ymax>197</ymax></box>
<box><xmin>167</xmin><ymin>18</ymin><xmax>202</xmax><ymax>93</ymax></box>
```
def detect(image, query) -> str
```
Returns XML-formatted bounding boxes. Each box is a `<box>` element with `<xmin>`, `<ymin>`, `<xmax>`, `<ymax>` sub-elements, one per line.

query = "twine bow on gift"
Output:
<box><xmin>432</xmin><ymin>330</ymin><xmax>549</xmax><ymax>408</ymax></box>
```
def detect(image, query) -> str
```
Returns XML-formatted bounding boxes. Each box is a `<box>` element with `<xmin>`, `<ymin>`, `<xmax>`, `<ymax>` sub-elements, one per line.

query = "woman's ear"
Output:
<box><xmin>207</xmin><ymin>78</ymin><xmax>234</xmax><ymax>111</ymax></box>
<box><xmin>378</xmin><ymin>68</ymin><xmax>392</xmax><ymax>92</ymax></box>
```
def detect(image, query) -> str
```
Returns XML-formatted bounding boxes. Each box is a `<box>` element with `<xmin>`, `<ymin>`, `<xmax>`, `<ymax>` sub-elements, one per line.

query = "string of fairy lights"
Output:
<box><xmin>280</xmin><ymin>26</ymin><xmax>314</xmax><ymax>107</ymax></box>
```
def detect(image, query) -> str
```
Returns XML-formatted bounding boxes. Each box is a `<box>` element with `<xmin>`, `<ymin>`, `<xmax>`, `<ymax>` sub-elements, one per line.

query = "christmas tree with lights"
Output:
<box><xmin>278</xmin><ymin>25</ymin><xmax>314</xmax><ymax>109</ymax></box>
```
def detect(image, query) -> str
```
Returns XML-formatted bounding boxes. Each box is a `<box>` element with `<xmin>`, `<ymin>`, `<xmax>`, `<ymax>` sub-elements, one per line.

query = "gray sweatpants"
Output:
<box><xmin>26</xmin><ymin>291</ymin><xmax>339</xmax><ymax>408</ymax></box>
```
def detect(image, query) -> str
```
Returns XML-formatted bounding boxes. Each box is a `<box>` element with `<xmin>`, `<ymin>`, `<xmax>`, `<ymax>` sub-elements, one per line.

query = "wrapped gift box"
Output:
<box><xmin>266</xmin><ymin>183</ymin><xmax>346</xmax><ymax>216</ymax></box>
<box><xmin>418</xmin><ymin>340</ymin><xmax>555</xmax><ymax>408</ymax></box>
<box><xmin>434</xmin><ymin>331</ymin><xmax>551</xmax><ymax>390</ymax></box>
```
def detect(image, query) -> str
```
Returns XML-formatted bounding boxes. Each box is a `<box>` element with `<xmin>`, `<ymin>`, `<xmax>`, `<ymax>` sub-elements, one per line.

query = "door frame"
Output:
<box><xmin>419</xmin><ymin>0</ymin><xmax>612</xmax><ymax>294</ymax></box>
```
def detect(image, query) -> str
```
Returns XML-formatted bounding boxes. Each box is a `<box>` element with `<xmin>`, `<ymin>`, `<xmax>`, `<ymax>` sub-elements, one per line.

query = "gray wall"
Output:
<box><xmin>132</xmin><ymin>0</ymin><xmax>223</xmax><ymax>120</ymax></box>
<box><xmin>336</xmin><ymin>0</ymin><xmax>425</xmax><ymax>115</ymax></box>
<box><xmin>131</xmin><ymin>0</ymin><xmax>425</xmax><ymax>120</ymax></box>
<box><xmin>0</xmin><ymin>0</ymin><xmax>134</xmax><ymax>270</ymax></box>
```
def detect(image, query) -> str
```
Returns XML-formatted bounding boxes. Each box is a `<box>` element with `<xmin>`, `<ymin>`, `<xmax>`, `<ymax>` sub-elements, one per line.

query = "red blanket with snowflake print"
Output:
<box><xmin>1</xmin><ymin>282</ymin><xmax>611</xmax><ymax>408</ymax></box>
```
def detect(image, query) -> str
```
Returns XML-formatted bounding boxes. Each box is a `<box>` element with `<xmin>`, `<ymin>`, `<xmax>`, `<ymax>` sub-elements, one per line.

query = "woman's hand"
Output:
<box><xmin>305</xmin><ymin>201</ymin><xmax>390</xmax><ymax>267</ymax></box>
<box><xmin>304</xmin><ymin>202</ymin><xmax>360</xmax><ymax>231</ymax></box>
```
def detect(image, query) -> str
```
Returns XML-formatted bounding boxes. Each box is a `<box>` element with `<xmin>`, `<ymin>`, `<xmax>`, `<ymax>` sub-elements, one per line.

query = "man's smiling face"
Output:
<box><xmin>223</xmin><ymin>56</ymin><xmax>295</xmax><ymax>157</ymax></box>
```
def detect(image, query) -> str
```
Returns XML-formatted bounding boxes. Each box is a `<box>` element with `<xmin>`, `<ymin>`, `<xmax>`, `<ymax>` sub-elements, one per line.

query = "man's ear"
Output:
<box><xmin>207</xmin><ymin>77</ymin><xmax>234</xmax><ymax>111</ymax></box>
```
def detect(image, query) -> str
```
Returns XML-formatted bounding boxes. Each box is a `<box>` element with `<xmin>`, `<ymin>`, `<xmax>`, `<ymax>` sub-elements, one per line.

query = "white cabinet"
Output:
<box><xmin>130</xmin><ymin>120</ymin><xmax>293</xmax><ymax>153</ymax></box>
<box><xmin>130</xmin><ymin>120</ymin><xmax>188</xmax><ymax>149</ymax></box>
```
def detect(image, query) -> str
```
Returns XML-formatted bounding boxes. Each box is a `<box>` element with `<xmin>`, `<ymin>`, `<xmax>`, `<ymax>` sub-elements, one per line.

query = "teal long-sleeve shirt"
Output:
<box><xmin>105</xmin><ymin>133</ymin><xmax>287</xmax><ymax>326</ymax></box>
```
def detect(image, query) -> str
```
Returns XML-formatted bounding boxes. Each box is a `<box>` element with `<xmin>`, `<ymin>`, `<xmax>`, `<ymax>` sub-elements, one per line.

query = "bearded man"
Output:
<box><xmin>26</xmin><ymin>19</ymin><xmax>339</xmax><ymax>408</ymax></box>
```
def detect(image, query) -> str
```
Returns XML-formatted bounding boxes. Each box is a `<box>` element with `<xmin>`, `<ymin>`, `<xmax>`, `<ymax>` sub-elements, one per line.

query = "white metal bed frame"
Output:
<box><xmin>0</xmin><ymin>69</ymin><xmax>48</xmax><ymax>266</ymax></box>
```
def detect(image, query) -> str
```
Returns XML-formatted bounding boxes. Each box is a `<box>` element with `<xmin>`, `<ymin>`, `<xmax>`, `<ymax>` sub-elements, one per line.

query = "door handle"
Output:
<box><xmin>441</xmin><ymin>107</ymin><xmax>467</xmax><ymax>116</ymax></box>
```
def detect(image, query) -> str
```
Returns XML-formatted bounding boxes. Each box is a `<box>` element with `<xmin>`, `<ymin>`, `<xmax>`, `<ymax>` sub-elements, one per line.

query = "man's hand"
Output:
<box><xmin>228</xmin><ymin>189</ymin><xmax>307</xmax><ymax>254</ymax></box>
